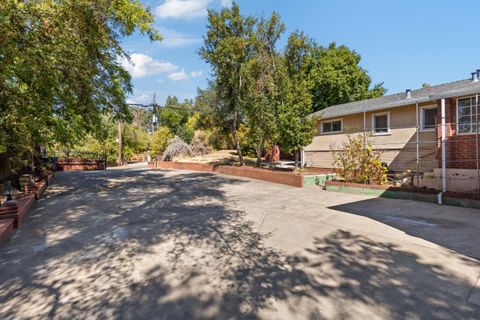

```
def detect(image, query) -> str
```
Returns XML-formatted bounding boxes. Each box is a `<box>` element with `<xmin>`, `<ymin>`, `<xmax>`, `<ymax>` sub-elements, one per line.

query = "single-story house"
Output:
<box><xmin>304</xmin><ymin>70</ymin><xmax>480</xmax><ymax>193</ymax></box>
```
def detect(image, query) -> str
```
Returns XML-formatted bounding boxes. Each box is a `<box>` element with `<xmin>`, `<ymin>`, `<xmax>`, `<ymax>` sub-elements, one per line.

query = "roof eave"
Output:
<box><xmin>314</xmin><ymin>86</ymin><xmax>480</xmax><ymax>120</ymax></box>
<box><xmin>429</xmin><ymin>87</ymin><xmax>480</xmax><ymax>100</ymax></box>
<box><xmin>316</xmin><ymin>97</ymin><xmax>431</xmax><ymax>120</ymax></box>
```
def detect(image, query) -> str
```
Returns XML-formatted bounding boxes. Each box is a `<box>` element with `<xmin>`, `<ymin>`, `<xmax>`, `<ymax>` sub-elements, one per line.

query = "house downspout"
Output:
<box><xmin>438</xmin><ymin>98</ymin><xmax>447</xmax><ymax>204</ymax></box>
<box><xmin>476</xmin><ymin>94</ymin><xmax>479</xmax><ymax>196</ymax></box>
<box><xmin>415</xmin><ymin>102</ymin><xmax>420</xmax><ymax>187</ymax></box>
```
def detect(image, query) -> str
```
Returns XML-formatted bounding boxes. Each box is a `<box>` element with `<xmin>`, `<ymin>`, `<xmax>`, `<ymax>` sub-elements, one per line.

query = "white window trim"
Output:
<box><xmin>371</xmin><ymin>112</ymin><xmax>391</xmax><ymax>136</ymax></box>
<box><xmin>419</xmin><ymin>105</ymin><xmax>437</xmax><ymax>132</ymax></box>
<box><xmin>456</xmin><ymin>96</ymin><xmax>480</xmax><ymax>135</ymax></box>
<box><xmin>320</xmin><ymin>118</ymin><xmax>343</xmax><ymax>135</ymax></box>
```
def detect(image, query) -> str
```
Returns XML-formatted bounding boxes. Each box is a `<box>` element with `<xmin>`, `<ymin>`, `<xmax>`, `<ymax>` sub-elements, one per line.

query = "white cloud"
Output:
<box><xmin>121</xmin><ymin>53</ymin><xmax>178</xmax><ymax>79</ymax></box>
<box><xmin>190</xmin><ymin>70</ymin><xmax>203</xmax><ymax>78</ymax></box>
<box><xmin>155</xmin><ymin>0</ymin><xmax>230</xmax><ymax>20</ymax></box>
<box><xmin>219</xmin><ymin>0</ymin><xmax>232</xmax><ymax>7</ymax></box>
<box><xmin>168</xmin><ymin>69</ymin><xmax>190</xmax><ymax>81</ymax></box>
<box><xmin>126</xmin><ymin>93</ymin><xmax>151</xmax><ymax>105</ymax></box>
<box><xmin>157</xmin><ymin>27</ymin><xmax>202</xmax><ymax>48</ymax></box>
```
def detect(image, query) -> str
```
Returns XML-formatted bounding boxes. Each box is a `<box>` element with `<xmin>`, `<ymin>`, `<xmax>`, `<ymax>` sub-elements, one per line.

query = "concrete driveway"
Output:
<box><xmin>0</xmin><ymin>167</ymin><xmax>479</xmax><ymax>319</ymax></box>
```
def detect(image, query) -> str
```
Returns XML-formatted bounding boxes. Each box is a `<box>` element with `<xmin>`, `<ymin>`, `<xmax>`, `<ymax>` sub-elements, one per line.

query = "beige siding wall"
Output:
<box><xmin>305</xmin><ymin>103</ymin><xmax>438</xmax><ymax>172</ymax></box>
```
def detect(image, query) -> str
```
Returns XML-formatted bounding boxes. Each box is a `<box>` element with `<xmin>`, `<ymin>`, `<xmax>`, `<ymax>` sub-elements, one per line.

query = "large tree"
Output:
<box><xmin>199</xmin><ymin>2</ymin><xmax>256</xmax><ymax>166</ymax></box>
<box><xmin>0</xmin><ymin>0</ymin><xmax>160</xmax><ymax>180</ymax></box>
<box><xmin>309</xmin><ymin>43</ymin><xmax>385</xmax><ymax>112</ymax></box>
<box><xmin>243</xmin><ymin>12</ymin><xmax>285</xmax><ymax>166</ymax></box>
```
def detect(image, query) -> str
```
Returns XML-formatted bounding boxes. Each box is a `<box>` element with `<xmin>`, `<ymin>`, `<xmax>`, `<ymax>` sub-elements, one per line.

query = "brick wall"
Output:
<box><xmin>436</xmin><ymin>97</ymin><xmax>480</xmax><ymax>169</ymax></box>
<box><xmin>149</xmin><ymin>161</ymin><xmax>304</xmax><ymax>187</ymax></box>
<box><xmin>57</xmin><ymin>158</ymin><xmax>105</xmax><ymax>171</ymax></box>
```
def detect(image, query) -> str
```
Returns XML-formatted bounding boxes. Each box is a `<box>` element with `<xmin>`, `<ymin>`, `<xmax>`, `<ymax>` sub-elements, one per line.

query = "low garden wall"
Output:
<box><xmin>0</xmin><ymin>172</ymin><xmax>54</xmax><ymax>243</ymax></box>
<box><xmin>57</xmin><ymin>158</ymin><xmax>105</xmax><ymax>171</ymax></box>
<box><xmin>149</xmin><ymin>161</ymin><xmax>304</xmax><ymax>187</ymax></box>
<box><xmin>325</xmin><ymin>180</ymin><xmax>480</xmax><ymax>210</ymax></box>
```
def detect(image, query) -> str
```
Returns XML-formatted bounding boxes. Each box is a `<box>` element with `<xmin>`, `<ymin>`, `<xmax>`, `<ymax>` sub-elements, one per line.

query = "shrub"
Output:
<box><xmin>151</xmin><ymin>127</ymin><xmax>174</xmax><ymax>159</ymax></box>
<box><xmin>331</xmin><ymin>133</ymin><xmax>387</xmax><ymax>185</ymax></box>
<box><xmin>162</xmin><ymin>137</ymin><xmax>192</xmax><ymax>161</ymax></box>
<box><xmin>189</xmin><ymin>131</ymin><xmax>213</xmax><ymax>156</ymax></box>
<box><xmin>190</xmin><ymin>140</ymin><xmax>212</xmax><ymax>157</ymax></box>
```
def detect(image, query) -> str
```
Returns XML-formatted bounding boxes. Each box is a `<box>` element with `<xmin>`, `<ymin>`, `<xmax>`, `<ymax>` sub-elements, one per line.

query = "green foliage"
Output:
<box><xmin>199</xmin><ymin>2</ymin><xmax>256</xmax><ymax>165</ymax></box>
<box><xmin>242</xmin><ymin>12</ymin><xmax>285</xmax><ymax>164</ymax></box>
<box><xmin>159</xmin><ymin>97</ymin><xmax>190</xmax><ymax>132</ymax></box>
<box><xmin>71</xmin><ymin>110</ymin><xmax>150</xmax><ymax>162</ymax></box>
<box><xmin>194</xmin><ymin>86</ymin><xmax>232</xmax><ymax>149</ymax></box>
<box><xmin>150</xmin><ymin>127</ymin><xmax>173</xmax><ymax>159</ymax></box>
<box><xmin>0</xmin><ymin>0</ymin><xmax>160</xmax><ymax>172</ymax></box>
<box><xmin>308</xmin><ymin>43</ymin><xmax>385</xmax><ymax>112</ymax></box>
<box><xmin>331</xmin><ymin>133</ymin><xmax>387</xmax><ymax>185</ymax></box>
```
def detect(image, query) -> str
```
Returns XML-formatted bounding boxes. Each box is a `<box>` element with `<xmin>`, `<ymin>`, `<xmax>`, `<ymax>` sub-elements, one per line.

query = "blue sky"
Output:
<box><xmin>123</xmin><ymin>0</ymin><xmax>480</xmax><ymax>106</ymax></box>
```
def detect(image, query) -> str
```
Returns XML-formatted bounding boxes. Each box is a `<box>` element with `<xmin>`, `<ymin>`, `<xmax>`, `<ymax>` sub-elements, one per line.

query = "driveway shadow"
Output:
<box><xmin>0</xmin><ymin>170</ymin><xmax>479</xmax><ymax>319</ymax></box>
<box><xmin>328</xmin><ymin>197</ymin><xmax>480</xmax><ymax>259</ymax></box>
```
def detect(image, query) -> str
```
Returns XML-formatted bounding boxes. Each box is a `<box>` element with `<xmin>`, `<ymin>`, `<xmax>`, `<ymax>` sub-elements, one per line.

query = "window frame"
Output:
<box><xmin>320</xmin><ymin>118</ymin><xmax>343</xmax><ymax>135</ymax></box>
<box><xmin>456</xmin><ymin>96</ymin><xmax>480</xmax><ymax>135</ymax></box>
<box><xmin>419</xmin><ymin>105</ymin><xmax>438</xmax><ymax>132</ymax></box>
<box><xmin>371</xmin><ymin>112</ymin><xmax>391</xmax><ymax>136</ymax></box>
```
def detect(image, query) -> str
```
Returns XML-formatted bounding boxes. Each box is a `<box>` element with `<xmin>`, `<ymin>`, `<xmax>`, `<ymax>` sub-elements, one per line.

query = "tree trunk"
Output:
<box><xmin>255</xmin><ymin>135</ymin><xmax>265</xmax><ymax>167</ymax></box>
<box><xmin>232</xmin><ymin>127</ymin><xmax>244</xmax><ymax>166</ymax></box>
<box><xmin>256</xmin><ymin>146</ymin><xmax>263</xmax><ymax>167</ymax></box>
<box><xmin>0</xmin><ymin>152</ymin><xmax>10</xmax><ymax>184</ymax></box>
<box><xmin>294</xmin><ymin>151</ymin><xmax>299</xmax><ymax>169</ymax></box>
<box><xmin>33</xmin><ymin>144</ymin><xmax>42</xmax><ymax>176</ymax></box>
<box><xmin>233</xmin><ymin>72</ymin><xmax>245</xmax><ymax>167</ymax></box>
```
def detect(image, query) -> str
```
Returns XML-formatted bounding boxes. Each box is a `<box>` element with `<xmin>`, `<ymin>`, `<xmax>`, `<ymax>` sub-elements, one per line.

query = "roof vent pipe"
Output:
<box><xmin>472</xmin><ymin>72</ymin><xmax>479</xmax><ymax>83</ymax></box>
<box><xmin>405</xmin><ymin>89</ymin><xmax>412</xmax><ymax>99</ymax></box>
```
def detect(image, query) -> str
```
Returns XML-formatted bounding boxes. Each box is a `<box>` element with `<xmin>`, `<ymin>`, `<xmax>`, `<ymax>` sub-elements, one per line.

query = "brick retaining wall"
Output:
<box><xmin>0</xmin><ymin>174</ymin><xmax>53</xmax><ymax>244</ymax></box>
<box><xmin>149</xmin><ymin>161</ymin><xmax>304</xmax><ymax>187</ymax></box>
<box><xmin>57</xmin><ymin>158</ymin><xmax>105</xmax><ymax>171</ymax></box>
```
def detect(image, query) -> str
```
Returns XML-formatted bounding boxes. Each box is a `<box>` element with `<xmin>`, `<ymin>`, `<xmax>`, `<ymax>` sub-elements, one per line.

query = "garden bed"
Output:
<box><xmin>149</xmin><ymin>161</ymin><xmax>305</xmax><ymax>187</ymax></box>
<box><xmin>325</xmin><ymin>180</ymin><xmax>480</xmax><ymax>210</ymax></box>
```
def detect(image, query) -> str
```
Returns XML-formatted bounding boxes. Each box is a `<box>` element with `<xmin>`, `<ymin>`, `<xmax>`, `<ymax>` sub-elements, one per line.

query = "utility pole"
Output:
<box><xmin>117</xmin><ymin>121</ymin><xmax>123</xmax><ymax>166</ymax></box>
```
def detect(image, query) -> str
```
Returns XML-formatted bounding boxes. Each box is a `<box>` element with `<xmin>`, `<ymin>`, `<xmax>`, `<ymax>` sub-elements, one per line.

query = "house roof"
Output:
<box><xmin>311</xmin><ymin>78</ymin><xmax>480</xmax><ymax>120</ymax></box>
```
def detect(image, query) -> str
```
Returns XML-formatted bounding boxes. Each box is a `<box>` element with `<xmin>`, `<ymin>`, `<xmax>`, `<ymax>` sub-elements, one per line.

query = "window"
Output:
<box><xmin>321</xmin><ymin>119</ymin><xmax>343</xmax><ymax>134</ymax></box>
<box><xmin>420</xmin><ymin>106</ymin><xmax>437</xmax><ymax>131</ymax></box>
<box><xmin>457</xmin><ymin>96</ymin><xmax>480</xmax><ymax>134</ymax></box>
<box><xmin>372</xmin><ymin>112</ymin><xmax>390</xmax><ymax>134</ymax></box>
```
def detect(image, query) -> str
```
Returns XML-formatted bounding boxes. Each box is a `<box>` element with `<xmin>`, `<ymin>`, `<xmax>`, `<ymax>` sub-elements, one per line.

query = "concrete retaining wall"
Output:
<box><xmin>325</xmin><ymin>180</ymin><xmax>480</xmax><ymax>210</ymax></box>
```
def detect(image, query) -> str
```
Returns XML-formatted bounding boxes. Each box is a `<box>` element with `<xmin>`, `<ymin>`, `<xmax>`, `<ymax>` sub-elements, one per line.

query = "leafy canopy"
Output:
<box><xmin>0</xmin><ymin>0</ymin><xmax>160</xmax><ymax>174</ymax></box>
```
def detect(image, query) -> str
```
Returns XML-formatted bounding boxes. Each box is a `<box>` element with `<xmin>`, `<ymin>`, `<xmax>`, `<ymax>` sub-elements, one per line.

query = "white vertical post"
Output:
<box><xmin>476</xmin><ymin>94</ymin><xmax>479</xmax><ymax>195</ymax></box>
<box><xmin>300</xmin><ymin>148</ymin><xmax>305</xmax><ymax>168</ymax></box>
<box><xmin>441</xmin><ymin>98</ymin><xmax>447</xmax><ymax>193</ymax></box>
<box><xmin>415</xmin><ymin>103</ymin><xmax>420</xmax><ymax>187</ymax></box>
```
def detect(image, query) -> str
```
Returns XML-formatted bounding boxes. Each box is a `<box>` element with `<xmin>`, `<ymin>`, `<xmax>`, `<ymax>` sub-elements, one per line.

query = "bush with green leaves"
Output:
<box><xmin>331</xmin><ymin>133</ymin><xmax>387</xmax><ymax>185</ymax></box>
<box><xmin>151</xmin><ymin>127</ymin><xmax>174</xmax><ymax>159</ymax></box>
